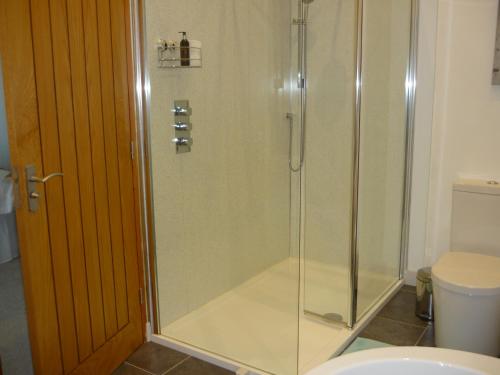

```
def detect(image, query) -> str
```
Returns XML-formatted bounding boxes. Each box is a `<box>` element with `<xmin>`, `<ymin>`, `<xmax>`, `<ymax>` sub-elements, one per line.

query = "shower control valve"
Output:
<box><xmin>172</xmin><ymin>99</ymin><xmax>192</xmax><ymax>154</ymax></box>
<box><xmin>171</xmin><ymin>137</ymin><xmax>193</xmax><ymax>146</ymax></box>
<box><xmin>171</xmin><ymin>122</ymin><xmax>191</xmax><ymax>131</ymax></box>
<box><xmin>171</xmin><ymin>106</ymin><xmax>192</xmax><ymax>115</ymax></box>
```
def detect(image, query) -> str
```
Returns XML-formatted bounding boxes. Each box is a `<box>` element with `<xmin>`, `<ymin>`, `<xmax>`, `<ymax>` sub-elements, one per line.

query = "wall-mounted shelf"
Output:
<box><xmin>157</xmin><ymin>39</ymin><xmax>202</xmax><ymax>69</ymax></box>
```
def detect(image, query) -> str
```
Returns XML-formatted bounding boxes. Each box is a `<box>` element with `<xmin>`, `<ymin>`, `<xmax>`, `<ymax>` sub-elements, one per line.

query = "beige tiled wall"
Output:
<box><xmin>147</xmin><ymin>0</ymin><xmax>412</xmax><ymax>328</ymax></box>
<box><xmin>145</xmin><ymin>0</ymin><xmax>294</xmax><ymax>326</ymax></box>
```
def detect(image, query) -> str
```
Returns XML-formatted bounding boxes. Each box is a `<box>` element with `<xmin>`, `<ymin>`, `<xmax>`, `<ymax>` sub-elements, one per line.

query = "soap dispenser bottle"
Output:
<box><xmin>179</xmin><ymin>32</ymin><xmax>190</xmax><ymax>66</ymax></box>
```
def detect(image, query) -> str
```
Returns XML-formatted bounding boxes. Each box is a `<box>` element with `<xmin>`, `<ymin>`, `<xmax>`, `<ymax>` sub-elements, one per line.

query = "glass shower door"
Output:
<box><xmin>300</xmin><ymin>0</ymin><xmax>414</xmax><ymax>324</ymax></box>
<box><xmin>301</xmin><ymin>0</ymin><xmax>358</xmax><ymax>324</ymax></box>
<box><xmin>145</xmin><ymin>1</ymin><xmax>300</xmax><ymax>374</ymax></box>
<box><xmin>356</xmin><ymin>0</ymin><xmax>413</xmax><ymax>318</ymax></box>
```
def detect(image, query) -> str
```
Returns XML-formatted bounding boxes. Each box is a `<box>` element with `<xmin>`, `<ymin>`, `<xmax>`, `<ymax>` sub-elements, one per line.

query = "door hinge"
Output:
<box><xmin>139</xmin><ymin>287</ymin><xmax>144</xmax><ymax>305</ymax></box>
<box><xmin>130</xmin><ymin>141</ymin><xmax>135</xmax><ymax>160</ymax></box>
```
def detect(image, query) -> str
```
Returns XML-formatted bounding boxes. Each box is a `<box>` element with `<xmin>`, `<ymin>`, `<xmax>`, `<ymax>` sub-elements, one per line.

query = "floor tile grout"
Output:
<box><xmin>414</xmin><ymin>325</ymin><xmax>429</xmax><ymax>346</ymax></box>
<box><xmin>357</xmin><ymin>287</ymin><xmax>435</xmax><ymax>349</ymax></box>
<box><xmin>162</xmin><ymin>355</ymin><xmax>192</xmax><ymax>375</ymax></box>
<box><xmin>123</xmin><ymin>361</ymin><xmax>156</xmax><ymax>375</ymax></box>
<box><xmin>375</xmin><ymin>314</ymin><xmax>429</xmax><ymax>329</ymax></box>
<box><xmin>118</xmin><ymin>288</ymin><xmax>431</xmax><ymax>374</ymax></box>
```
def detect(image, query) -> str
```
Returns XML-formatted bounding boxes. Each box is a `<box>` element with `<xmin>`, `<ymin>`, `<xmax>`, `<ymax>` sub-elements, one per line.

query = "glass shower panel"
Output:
<box><xmin>302</xmin><ymin>0</ymin><xmax>357</xmax><ymax>323</ymax></box>
<box><xmin>146</xmin><ymin>1</ymin><xmax>299</xmax><ymax>374</ymax></box>
<box><xmin>356</xmin><ymin>0</ymin><xmax>412</xmax><ymax>318</ymax></box>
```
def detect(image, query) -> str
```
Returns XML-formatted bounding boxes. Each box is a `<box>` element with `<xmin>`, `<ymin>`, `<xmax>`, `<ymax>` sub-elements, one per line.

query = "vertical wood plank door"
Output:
<box><xmin>0</xmin><ymin>0</ymin><xmax>144</xmax><ymax>373</ymax></box>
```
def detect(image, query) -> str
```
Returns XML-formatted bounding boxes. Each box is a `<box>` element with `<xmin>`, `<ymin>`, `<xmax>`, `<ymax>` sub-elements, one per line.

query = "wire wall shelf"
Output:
<box><xmin>157</xmin><ymin>39</ymin><xmax>202</xmax><ymax>69</ymax></box>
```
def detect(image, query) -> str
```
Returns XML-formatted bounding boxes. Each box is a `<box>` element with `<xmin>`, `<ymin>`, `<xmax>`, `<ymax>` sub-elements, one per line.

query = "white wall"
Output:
<box><xmin>408</xmin><ymin>0</ymin><xmax>500</xmax><ymax>280</ymax></box>
<box><xmin>406</xmin><ymin>0</ymin><xmax>439</xmax><ymax>281</ymax></box>
<box><xmin>0</xmin><ymin>60</ymin><xmax>11</xmax><ymax>170</ymax></box>
<box><xmin>426</xmin><ymin>0</ymin><xmax>500</xmax><ymax>264</ymax></box>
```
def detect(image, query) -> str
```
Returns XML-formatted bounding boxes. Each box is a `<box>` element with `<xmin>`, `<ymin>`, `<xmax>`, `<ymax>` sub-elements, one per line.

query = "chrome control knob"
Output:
<box><xmin>171</xmin><ymin>122</ymin><xmax>191</xmax><ymax>131</ymax></box>
<box><xmin>171</xmin><ymin>137</ymin><xmax>193</xmax><ymax>146</ymax></box>
<box><xmin>171</xmin><ymin>107</ymin><xmax>192</xmax><ymax>115</ymax></box>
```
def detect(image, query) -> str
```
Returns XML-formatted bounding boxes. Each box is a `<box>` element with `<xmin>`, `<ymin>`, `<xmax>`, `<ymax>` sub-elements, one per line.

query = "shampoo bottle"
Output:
<box><xmin>179</xmin><ymin>32</ymin><xmax>190</xmax><ymax>66</ymax></box>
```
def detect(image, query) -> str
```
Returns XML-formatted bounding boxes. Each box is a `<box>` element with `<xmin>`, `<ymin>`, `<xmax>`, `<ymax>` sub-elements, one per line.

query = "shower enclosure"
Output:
<box><xmin>134</xmin><ymin>0</ymin><xmax>417</xmax><ymax>374</ymax></box>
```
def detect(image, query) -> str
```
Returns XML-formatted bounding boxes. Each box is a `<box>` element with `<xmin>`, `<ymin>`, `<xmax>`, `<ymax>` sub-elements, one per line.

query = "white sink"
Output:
<box><xmin>306</xmin><ymin>347</ymin><xmax>500</xmax><ymax>375</ymax></box>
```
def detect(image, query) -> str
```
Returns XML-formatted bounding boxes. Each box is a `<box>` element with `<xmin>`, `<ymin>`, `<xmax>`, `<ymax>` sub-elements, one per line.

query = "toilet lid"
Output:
<box><xmin>431</xmin><ymin>252</ymin><xmax>500</xmax><ymax>296</ymax></box>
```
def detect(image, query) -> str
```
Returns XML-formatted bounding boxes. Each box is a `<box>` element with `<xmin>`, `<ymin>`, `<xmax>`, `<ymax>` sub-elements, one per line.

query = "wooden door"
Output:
<box><xmin>0</xmin><ymin>0</ymin><xmax>145</xmax><ymax>373</ymax></box>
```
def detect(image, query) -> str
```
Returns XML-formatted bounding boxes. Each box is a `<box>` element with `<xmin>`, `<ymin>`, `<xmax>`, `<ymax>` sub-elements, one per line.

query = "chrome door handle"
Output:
<box><xmin>29</xmin><ymin>172</ymin><xmax>64</xmax><ymax>183</ymax></box>
<box><xmin>25</xmin><ymin>165</ymin><xmax>64</xmax><ymax>212</ymax></box>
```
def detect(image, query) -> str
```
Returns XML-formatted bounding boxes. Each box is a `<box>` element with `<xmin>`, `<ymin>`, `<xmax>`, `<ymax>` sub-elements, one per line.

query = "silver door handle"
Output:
<box><xmin>29</xmin><ymin>172</ymin><xmax>64</xmax><ymax>183</ymax></box>
<box><xmin>25</xmin><ymin>165</ymin><xmax>64</xmax><ymax>212</ymax></box>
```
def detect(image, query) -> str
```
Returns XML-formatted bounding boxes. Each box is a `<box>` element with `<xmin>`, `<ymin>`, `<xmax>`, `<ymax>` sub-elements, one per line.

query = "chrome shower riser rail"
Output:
<box><xmin>289</xmin><ymin>0</ymin><xmax>310</xmax><ymax>172</ymax></box>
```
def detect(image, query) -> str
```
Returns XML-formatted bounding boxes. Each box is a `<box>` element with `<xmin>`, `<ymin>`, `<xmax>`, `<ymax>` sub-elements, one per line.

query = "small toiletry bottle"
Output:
<box><xmin>179</xmin><ymin>32</ymin><xmax>190</xmax><ymax>66</ymax></box>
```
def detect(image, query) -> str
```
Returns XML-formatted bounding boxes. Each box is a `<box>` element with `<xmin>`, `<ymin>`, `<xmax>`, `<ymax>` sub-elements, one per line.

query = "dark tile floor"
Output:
<box><xmin>0</xmin><ymin>258</ymin><xmax>33</xmax><ymax>375</ymax></box>
<box><xmin>360</xmin><ymin>285</ymin><xmax>435</xmax><ymax>347</ymax></box>
<box><xmin>113</xmin><ymin>342</ymin><xmax>232</xmax><ymax>375</ymax></box>
<box><xmin>115</xmin><ymin>285</ymin><xmax>433</xmax><ymax>374</ymax></box>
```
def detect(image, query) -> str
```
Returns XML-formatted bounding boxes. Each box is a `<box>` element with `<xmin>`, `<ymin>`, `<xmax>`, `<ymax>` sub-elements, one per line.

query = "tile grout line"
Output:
<box><xmin>161</xmin><ymin>355</ymin><xmax>192</xmax><ymax>375</ymax></box>
<box><xmin>414</xmin><ymin>325</ymin><xmax>431</xmax><ymax>346</ymax></box>
<box><xmin>123</xmin><ymin>289</ymin><xmax>425</xmax><ymax>374</ymax></box>
<box><xmin>123</xmin><ymin>361</ymin><xmax>157</xmax><ymax>375</ymax></box>
<box><xmin>376</xmin><ymin>315</ymin><xmax>428</xmax><ymax>329</ymax></box>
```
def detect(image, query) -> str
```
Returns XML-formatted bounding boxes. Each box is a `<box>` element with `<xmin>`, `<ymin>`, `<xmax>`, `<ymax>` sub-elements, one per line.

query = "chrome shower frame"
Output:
<box><xmin>347</xmin><ymin>0</ymin><xmax>420</xmax><ymax>328</ymax></box>
<box><xmin>399</xmin><ymin>0</ymin><xmax>420</xmax><ymax>283</ymax></box>
<box><xmin>129</xmin><ymin>0</ymin><xmax>161</xmax><ymax>334</ymax></box>
<box><xmin>129</xmin><ymin>0</ymin><xmax>420</xmax><ymax>363</ymax></box>
<box><xmin>347</xmin><ymin>0</ymin><xmax>364</xmax><ymax>329</ymax></box>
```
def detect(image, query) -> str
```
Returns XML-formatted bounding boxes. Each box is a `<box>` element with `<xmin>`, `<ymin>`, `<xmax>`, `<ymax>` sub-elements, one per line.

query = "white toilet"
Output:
<box><xmin>432</xmin><ymin>179</ymin><xmax>500</xmax><ymax>357</ymax></box>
